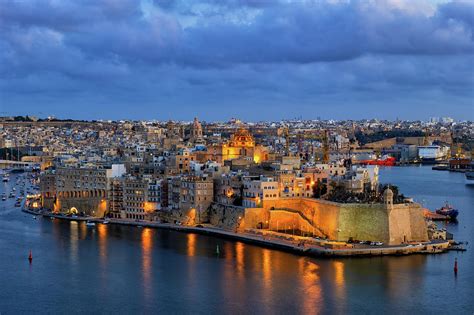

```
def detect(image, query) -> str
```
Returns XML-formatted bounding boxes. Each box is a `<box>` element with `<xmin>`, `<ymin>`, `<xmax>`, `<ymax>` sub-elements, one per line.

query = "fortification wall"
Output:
<box><xmin>209</xmin><ymin>203</ymin><xmax>246</xmax><ymax>230</ymax></box>
<box><xmin>243</xmin><ymin>207</ymin><xmax>269</xmax><ymax>229</ymax></box>
<box><xmin>337</xmin><ymin>203</ymin><xmax>390</xmax><ymax>243</ymax></box>
<box><xmin>260</xmin><ymin>198</ymin><xmax>427</xmax><ymax>245</ymax></box>
<box><xmin>388</xmin><ymin>203</ymin><xmax>428</xmax><ymax>244</ymax></box>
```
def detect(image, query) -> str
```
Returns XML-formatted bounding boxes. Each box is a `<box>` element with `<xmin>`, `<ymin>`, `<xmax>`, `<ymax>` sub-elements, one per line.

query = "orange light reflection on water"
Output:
<box><xmin>69</xmin><ymin>221</ymin><xmax>79</xmax><ymax>266</ymax></box>
<box><xmin>332</xmin><ymin>260</ymin><xmax>346</xmax><ymax>312</ymax></box>
<box><xmin>187</xmin><ymin>233</ymin><xmax>196</xmax><ymax>257</ymax></box>
<box><xmin>298</xmin><ymin>258</ymin><xmax>322</xmax><ymax>314</ymax></box>
<box><xmin>97</xmin><ymin>224</ymin><xmax>107</xmax><ymax>267</ymax></box>
<box><xmin>141</xmin><ymin>228</ymin><xmax>153</xmax><ymax>301</ymax></box>
<box><xmin>235</xmin><ymin>242</ymin><xmax>244</xmax><ymax>278</ymax></box>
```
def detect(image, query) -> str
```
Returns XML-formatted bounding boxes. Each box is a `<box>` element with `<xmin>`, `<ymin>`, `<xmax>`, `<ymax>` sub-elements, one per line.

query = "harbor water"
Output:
<box><xmin>0</xmin><ymin>166</ymin><xmax>473</xmax><ymax>314</ymax></box>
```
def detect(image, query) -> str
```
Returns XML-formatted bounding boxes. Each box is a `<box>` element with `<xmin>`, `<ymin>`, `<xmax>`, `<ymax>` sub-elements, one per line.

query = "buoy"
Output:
<box><xmin>28</xmin><ymin>250</ymin><xmax>32</xmax><ymax>263</ymax></box>
<box><xmin>454</xmin><ymin>258</ymin><xmax>458</xmax><ymax>275</ymax></box>
<box><xmin>216</xmin><ymin>245</ymin><xmax>220</xmax><ymax>255</ymax></box>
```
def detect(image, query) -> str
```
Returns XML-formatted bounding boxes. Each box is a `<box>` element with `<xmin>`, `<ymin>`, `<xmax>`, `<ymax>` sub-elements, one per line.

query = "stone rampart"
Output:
<box><xmin>209</xmin><ymin>203</ymin><xmax>246</xmax><ymax>230</ymax></box>
<box><xmin>258</xmin><ymin>198</ymin><xmax>427</xmax><ymax>245</ymax></box>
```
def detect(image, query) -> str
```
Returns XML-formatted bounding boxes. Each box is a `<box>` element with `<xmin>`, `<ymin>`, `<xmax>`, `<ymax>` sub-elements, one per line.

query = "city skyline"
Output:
<box><xmin>1</xmin><ymin>0</ymin><xmax>473</xmax><ymax>121</ymax></box>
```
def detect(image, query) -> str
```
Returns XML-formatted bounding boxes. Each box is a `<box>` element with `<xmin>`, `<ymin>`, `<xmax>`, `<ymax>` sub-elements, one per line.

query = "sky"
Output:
<box><xmin>0</xmin><ymin>0</ymin><xmax>473</xmax><ymax>121</ymax></box>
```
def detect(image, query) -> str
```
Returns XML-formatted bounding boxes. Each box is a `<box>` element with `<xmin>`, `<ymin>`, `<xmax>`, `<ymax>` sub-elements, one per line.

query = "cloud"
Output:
<box><xmin>0</xmin><ymin>0</ymin><xmax>472</xmax><ymax>120</ymax></box>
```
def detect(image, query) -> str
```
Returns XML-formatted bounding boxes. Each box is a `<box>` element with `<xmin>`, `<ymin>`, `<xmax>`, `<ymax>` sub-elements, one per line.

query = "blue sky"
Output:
<box><xmin>0</xmin><ymin>0</ymin><xmax>473</xmax><ymax>121</ymax></box>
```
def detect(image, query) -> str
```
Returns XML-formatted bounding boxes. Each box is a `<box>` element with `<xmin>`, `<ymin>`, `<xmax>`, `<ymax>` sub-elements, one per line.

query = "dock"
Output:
<box><xmin>423</xmin><ymin>209</ymin><xmax>449</xmax><ymax>221</ymax></box>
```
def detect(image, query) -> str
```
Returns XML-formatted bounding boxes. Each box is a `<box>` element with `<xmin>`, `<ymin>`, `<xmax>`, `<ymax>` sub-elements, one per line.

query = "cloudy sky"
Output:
<box><xmin>0</xmin><ymin>0</ymin><xmax>473</xmax><ymax>121</ymax></box>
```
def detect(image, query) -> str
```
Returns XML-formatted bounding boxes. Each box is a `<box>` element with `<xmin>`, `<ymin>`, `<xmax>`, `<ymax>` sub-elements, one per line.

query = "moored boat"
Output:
<box><xmin>86</xmin><ymin>221</ymin><xmax>96</xmax><ymax>227</ymax></box>
<box><xmin>435</xmin><ymin>202</ymin><xmax>459</xmax><ymax>220</ymax></box>
<box><xmin>2</xmin><ymin>173</ymin><xmax>9</xmax><ymax>182</ymax></box>
<box><xmin>360</xmin><ymin>155</ymin><xmax>396</xmax><ymax>166</ymax></box>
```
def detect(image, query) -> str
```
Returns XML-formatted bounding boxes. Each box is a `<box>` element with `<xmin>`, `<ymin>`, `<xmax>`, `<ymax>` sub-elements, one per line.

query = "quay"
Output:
<box><xmin>23</xmin><ymin>208</ymin><xmax>452</xmax><ymax>258</ymax></box>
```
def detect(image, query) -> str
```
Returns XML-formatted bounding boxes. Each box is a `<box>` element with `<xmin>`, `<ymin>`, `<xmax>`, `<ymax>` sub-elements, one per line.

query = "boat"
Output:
<box><xmin>360</xmin><ymin>155</ymin><xmax>396</xmax><ymax>166</ymax></box>
<box><xmin>466</xmin><ymin>171</ymin><xmax>474</xmax><ymax>185</ymax></box>
<box><xmin>102</xmin><ymin>220</ymin><xmax>110</xmax><ymax>224</ymax></box>
<box><xmin>86</xmin><ymin>221</ymin><xmax>96</xmax><ymax>227</ymax></box>
<box><xmin>435</xmin><ymin>202</ymin><xmax>459</xmax><ymax>220</ymax></box>
<box><xmin>2</xmin><ymin>173</ymin><xmax>9</xmax><ymax>182</ymax></box>
<box><xmin>2</xmin><ymin>196</ymin><xmax>6</xmax><ymax>201</ymax></box>
<box><xmin>15</xmin><ymin>201</ymin><xmax>21</xmax><ymax>207</ymax></box>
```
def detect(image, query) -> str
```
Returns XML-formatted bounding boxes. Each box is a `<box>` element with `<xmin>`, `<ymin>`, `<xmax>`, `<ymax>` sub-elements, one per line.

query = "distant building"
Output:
<box><xmin>418</xmin><ymin>145</ymin><xmax>449</xmax><ymax>163</ymax></box>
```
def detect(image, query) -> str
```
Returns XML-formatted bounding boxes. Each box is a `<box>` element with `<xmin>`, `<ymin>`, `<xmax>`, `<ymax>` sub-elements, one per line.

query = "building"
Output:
<box><xmin>41</xmin><ymin>166</ymin><xmax>109</xmax><ymax>216</ymax></box>
<box><xmin>209</xmin><ymin>128</ymin><xmax>268</xmax><ymax>164</ymax></box>
<box><xmin>214</xmin><ymin>173</ymin><xmax>243</xmax><ymax>205</ymax></box>
<box><xmin>242</xmin><ymin>176</ymin><xmax>279</xmax><ymax>208</ymax></box>
<box><xmin>123</xmin><ymin>177</ymin><xmax>161</xmax><ymax>220</ymax></box>
<box><xmin>190</xmin><ymin>117</ymin><xmax>204</xmax><ymax>144</ymax></box>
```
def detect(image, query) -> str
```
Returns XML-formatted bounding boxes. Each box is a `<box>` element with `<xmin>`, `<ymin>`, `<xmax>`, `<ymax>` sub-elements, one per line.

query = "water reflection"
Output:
<box><xmin>332</xmin><ymin>260</ymin><xmax>346</xmax><ymax>312</ymax></box>
<box><xmin>141</xmin><ymin>228</ymin><xmax>153</xmax><ymax>302</ymax></box>
<box><xmin>97</xmin><ymin>224</ymin><xmax>108</xmax><ymax>266</ymax></box>
<box><xmin>298</xmin><ymin>258</ymin><xmax>322</xmax><ymax>314</ymax></box>
<box><xmin>186</xmin><ymin>233</ymin><xmax>196</xmax><ymax>257</ymax></box>
<box><xmin>261</xmin><ymin>249</ymin><xmax>273</xmax><ymax>308</ymax></box>
<box><xmin>69</xmin><ymin>221</ymin><xmax>79</xmax><ymax>267</ymax></box>
<box><xmin>235</xmin><ymin>242</ymin><xmax>244</xmax><ymax>278</ymax></box>
<box><xmin>384</xmin><ymin>256</ymin><xmax>426</xmax><ymax>300</ymax></box>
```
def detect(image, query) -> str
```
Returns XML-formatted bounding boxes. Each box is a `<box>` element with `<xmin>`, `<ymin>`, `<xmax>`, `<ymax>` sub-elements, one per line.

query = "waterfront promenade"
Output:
<box><xmin>24</xmin><ymin>208</ymin><xmax>450</xmax><ymax>258</ymax></box>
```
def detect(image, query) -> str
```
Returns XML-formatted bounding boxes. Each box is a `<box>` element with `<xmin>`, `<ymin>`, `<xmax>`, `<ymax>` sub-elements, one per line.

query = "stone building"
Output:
<box><xmin>165</xmin><ymin>149</ymin><xmax>196</xmax><ymax>175</ymax></box>
<box><xmin>190</xmin><ymin>117</ymin><xmax>204</xmax><ymax>144</ymax></box>
<box><xmin>277</xmin><ymin>172</ymin><xmax>313</xmax><ymax>198</ymax></box>
<box><xmin>108</xmin><ymin>177</ymin><xmax>124</xmax><ymax>218</ymax></box>
<box><xmin>207</xmin><ymin>128</ymin><xmax>269</xmax><ymax>164</ymax></box>
<box><xmin>214</xmin><ymin>173</ymin><xmax>243</xmax><ymax>205</ymax></box>
<box><xmin>40</xmin><ymin>167</ymin><xmax>109</xmax><ymax>216</ymax></box>
<box><xmin>242</xmin><ymin>175</ymin><xmax>279</xmax><ymax>208</ymax></box>
<box><xmin>123</xmin><ymin>177</ymin><xmax>161</xmax><ymax>220</ymax></box>
<box><xmin>169</xmin><ymin>175</ymin><xmax>214</xmax><ymax>223</ymax></box>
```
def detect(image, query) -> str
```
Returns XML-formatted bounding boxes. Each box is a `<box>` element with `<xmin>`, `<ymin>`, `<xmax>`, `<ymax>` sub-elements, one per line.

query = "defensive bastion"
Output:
<box><xmin>211</xmin><ymin>190</ymin><xmax>428</xmax><ymax>245</ymax></box>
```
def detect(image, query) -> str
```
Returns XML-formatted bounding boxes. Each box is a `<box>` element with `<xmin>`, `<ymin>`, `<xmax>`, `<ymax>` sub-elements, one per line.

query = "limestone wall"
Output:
<box><xmin>258</xmin><ymin>197</ymin><xmax>427</xmax><ymax>245</ymax></box>
<box><xmin>389</xmin><ymin>203</ymin><xmax>428</xmax><ymax>244</ymax></box>
<box><xmin>209</xmin><ymin>203</ymin><xmax>246</xmax><ymax>230</ymax></box>
<box><xmin>268</xmin><ymin>210</ymin><xmax>315</xmax><ymax>235</ymax></box>
<box><xmin>337</xmin><ymin>203</ymin><xmax>390</xmax><ymax>243</ymax></box>
<box><xmin>243</xmin><ymin>207</ymin><xmax>269</xmax><ymax>230</ymax></box>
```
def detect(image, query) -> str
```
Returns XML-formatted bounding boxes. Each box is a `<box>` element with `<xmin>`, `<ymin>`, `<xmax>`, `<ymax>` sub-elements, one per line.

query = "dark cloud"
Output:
<box><xmin>0</xmin><ymin>0</ymin><xmax>472</xmax><ymax>120</ymax></box>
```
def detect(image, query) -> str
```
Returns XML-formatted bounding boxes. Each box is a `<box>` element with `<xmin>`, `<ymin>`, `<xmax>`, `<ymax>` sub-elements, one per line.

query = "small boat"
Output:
<box><xmin>435</xmin><ymin>202</ymin><xmax>459</xmax><ymax>220</ymax></box>
<box><xmin>15</xmin><ymin>202</ymin><xmax>21</xmax><ymax>207</ymax></box>
<box><xmin>102</xmin><ymin>220</ymin><xmax>110</xmax><ymax>225</ymax></box>
<box><xmin>86</xmin><ymin>221</ymin><xmax>96</xmax><ymax>227</ymax></box>
<box><xmin>1</xmin><ymin>196</ymin><xmax>6</xmax><ymax>201</ymax></box>
<box><xmin>2</xmin><ymin>174</ymin><xmax>9</xmax><ymax>182</ymax></box>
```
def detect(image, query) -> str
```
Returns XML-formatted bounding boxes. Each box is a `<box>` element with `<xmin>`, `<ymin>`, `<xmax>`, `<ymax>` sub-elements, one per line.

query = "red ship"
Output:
<box><xmin>360</xmin><ymin>155</ymin><xmax>396</xmax><ymax>166</ymax></box>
